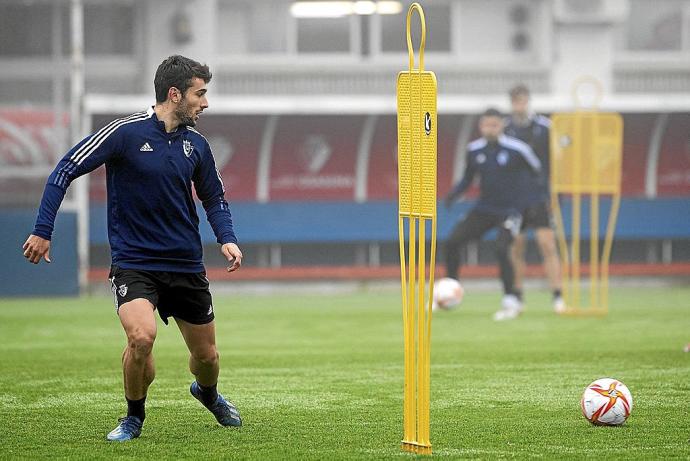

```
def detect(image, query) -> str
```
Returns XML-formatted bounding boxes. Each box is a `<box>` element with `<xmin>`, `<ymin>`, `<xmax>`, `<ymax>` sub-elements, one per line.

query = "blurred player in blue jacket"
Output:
<box><xmin>445</xmin><ymin>108</ymin><xmax>541</xmax><ymax>320</ymax></box>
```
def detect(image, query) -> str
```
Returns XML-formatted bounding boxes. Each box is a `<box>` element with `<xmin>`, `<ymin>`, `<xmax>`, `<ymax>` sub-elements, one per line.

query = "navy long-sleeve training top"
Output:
<box><xmin>504</xmin><ymin>114</ymin><xmax>551</xmax><ymax>205</ymax></box>
<box><xmin>33</xmin><ymin>107</ymin><xmax>237</xmax><ymax>273</ymax></box>
<box><xmin>446</xmin><ymin>134</ymin><xmax>541</xmax><ymax>216</ymax></box>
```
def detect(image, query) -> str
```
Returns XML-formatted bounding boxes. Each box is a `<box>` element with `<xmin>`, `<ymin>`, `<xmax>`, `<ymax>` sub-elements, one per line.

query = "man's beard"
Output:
<box><xmin>175</xmin><ymin>100</ymin><xmax>196</xmax><ymax>127</ymax></box>
<box><xmin>513</xmin><ymin>112</ymin><xmax>530</xmax><ymax>127</ymax></box>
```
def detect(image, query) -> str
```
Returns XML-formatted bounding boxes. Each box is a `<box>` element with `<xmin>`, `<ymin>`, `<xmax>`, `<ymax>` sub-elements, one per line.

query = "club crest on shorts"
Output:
<box><xmin>183</xmin><ymin>139</ymin><xmax>193</xmax><ymax>157</ymax></box>
<box><xmin>117</xmin><ymin>284</ymin><xmax>128</xmax><ymax>297</ymax></box>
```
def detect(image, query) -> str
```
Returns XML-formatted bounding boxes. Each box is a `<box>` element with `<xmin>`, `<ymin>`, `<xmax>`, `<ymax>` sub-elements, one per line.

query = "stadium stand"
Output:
<box><xmin>73</xmin><ymin>112</ymin><xmax>690</xmax><ymax>283</ymax></box>
<box><xmin>3</xmin><ymin>110</ymin><xmax>689</xmax><ymax>285</ymax></box>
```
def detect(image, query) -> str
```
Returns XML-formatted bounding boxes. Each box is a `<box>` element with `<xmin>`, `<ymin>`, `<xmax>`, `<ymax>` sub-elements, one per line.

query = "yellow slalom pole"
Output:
<box><xmin>399</xmin><ymin>216</ymin><xmax>412</xmax><ymax>444</ymax></box>
<box><xmin>417</xmin><ymin>218</ymin><xmax>426</xmax><ymax>446</ymax></box>
<box><xmin>601</xmin><ymin>193</ymin><xmax>620</xmax><ymax>312</ymax></box>
<box><xmin>407</xmin><ymin>217</ymin><xmax>417</xmax><ymax>442</ymax></box>
<box><xmin>589</xmin><ymin>115</ymin><xmax>600</xmax><ymax>312</ymax></box>
<box><xmin>423</xmin><ymin>217</ymin><xmax>435</xmax><ymax>446</ymax></box>
<box><xmin>551</xmin><ymin>89</ymin><xmax>622</xmax><ymax>316</ymax></box>
<box><xmin>397</xmin><ymin>2</ymin><xmax>436</xmax><ymax>454</ymax></box>
<box><xmin>549</xmin><ymin>122</ymin><xmax>571</xmax><ymax>309</ymax></box>
<box><xmin>572</xmin><ymin>192</ymin><xmax>581</xmax><ymax>310</ymax></box>
<box><xmin>571</xmin><ymin>114</ymin><xmax>582</xmax><ymax>310</ymax></box>
<box><xmin>551</xmin><ymin>190</ymin><xmax>570</xmax><ymax>308</ymax></box>
<box><xmin>590</xmin><ymin>191</ymin><xmax>599</xmax><ymax>310</ymax></box>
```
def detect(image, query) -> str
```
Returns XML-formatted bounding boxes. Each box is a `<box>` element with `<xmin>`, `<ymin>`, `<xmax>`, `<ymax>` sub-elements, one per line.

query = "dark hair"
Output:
<box><xmin>509</xmin><ymin>84</ymin><xmax>530</xmax><ymax>100</ymax></box>
<box><xmin>154</xmin><ymin>55</ymin><xmax>212</xmax><ymax>103</ymax></box>
<box><xmin>481</xmin><ymin>107</ymin><xmax>503</xmax><ymax>118</ymax></box>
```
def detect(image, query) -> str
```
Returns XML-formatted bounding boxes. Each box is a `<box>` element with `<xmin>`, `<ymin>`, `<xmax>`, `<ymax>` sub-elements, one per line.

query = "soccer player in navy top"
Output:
<box><xmin>23</xmin><ymin>55</ymin><xmax>243</xmax><ymax>441</ymax></box>
<box><xmin>504</xmin><ymin>85</ymin><xmax>565</xmax><ymax>313</ymax></box>
<box><xmin>444</xmin><ymin>108</ymin><xmax>541</xmax><ymax>321</ymax></box>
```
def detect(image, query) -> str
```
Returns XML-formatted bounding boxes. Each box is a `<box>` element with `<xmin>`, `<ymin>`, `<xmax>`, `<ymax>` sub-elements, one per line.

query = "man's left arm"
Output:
<box><xmin>193</xmin><ymin>142</ymin><xmax>242</xmax><ymax>272</ymax></box>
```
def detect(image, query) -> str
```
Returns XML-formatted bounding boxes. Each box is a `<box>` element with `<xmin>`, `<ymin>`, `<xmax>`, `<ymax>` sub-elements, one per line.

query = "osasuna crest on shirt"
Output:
<box><xmin>183</xmin><ymin>139</ymin><xmax>193</xmax><ymax>157</ymax></box>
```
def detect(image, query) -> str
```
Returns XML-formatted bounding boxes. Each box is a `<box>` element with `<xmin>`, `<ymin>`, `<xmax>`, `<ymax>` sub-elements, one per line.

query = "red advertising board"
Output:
<box><xmin>3</xmin><ymin>110</ymin><xmax>689</xmax><ymax>205</ymax></box>
<box><xmin>0</xmin><ymin>109</ymin><xmax>69</xmax><ymax>204</ymax></box>
<box><xmin>621</xmin><ymin>114</ymin><xmax>655</xmax><ymax>196</ymax></box>
<box><xmin>196</xmin><ymin>115</ymin><xmax>264</xmax><ymax>201</ymax></box>
<box><xmin>657</xmin><ymin>113</ymin><xmax>690</xmax><ymax>196</ymax></box>
<box><xmin>0</xmin><ymin>109</ymin><xmax>68</xmax><ymax>166</ymax></box>
<box><xmin>269</xmin><ymin>115</ymin><xmax>364</xmax><ymax>200</ymax></box>
<box><xmin>368</xmin><ymin>114</ymin><xmax>465</xmax><ymax>200</ymax></box>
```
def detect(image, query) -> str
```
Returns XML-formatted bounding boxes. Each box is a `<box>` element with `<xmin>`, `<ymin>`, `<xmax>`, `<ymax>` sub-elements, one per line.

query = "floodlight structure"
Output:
<box><xmin>397</xmin><ymin>3</ymin><xmax>436</xmax><ymax>455</ymax></box>
<box><xmin>550</xmin><ymin>77</ymin><xmax>623</xmax><ymax>316</ymax></box>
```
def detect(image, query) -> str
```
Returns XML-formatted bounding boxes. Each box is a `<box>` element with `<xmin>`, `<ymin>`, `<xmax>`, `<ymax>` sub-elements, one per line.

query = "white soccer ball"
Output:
<box><xmin>432</xmin><ymin>278</ymin><xmax>464</xmax><ymax>311</ymax></box>
<box><xmin>581</xmin><ymin>378</ymin><xmax>633</xmax><ymax>426</ymax></box>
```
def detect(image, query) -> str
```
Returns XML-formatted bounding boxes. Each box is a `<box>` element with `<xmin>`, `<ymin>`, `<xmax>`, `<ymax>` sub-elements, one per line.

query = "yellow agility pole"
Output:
<box><xmin>550</xmin><ymin>77</ymin><xmax>623</xmax><ymax>316</ymax></box>
<box><xmin>397</xmin><ymin>3</ymin><xmax>437</xmax><ymax>455</ymax></box>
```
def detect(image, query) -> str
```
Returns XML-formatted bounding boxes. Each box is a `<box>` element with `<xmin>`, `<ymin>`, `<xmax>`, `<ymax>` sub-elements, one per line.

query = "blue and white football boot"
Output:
<box><xmin>106</xmin><ymin>416</ymin><xmax>143</xmax><ymax>441</ymax></box>
<box><xmin>190</xmin><ymin>381</ymin><xmax>242</xmax><ymax>427</ymax></box>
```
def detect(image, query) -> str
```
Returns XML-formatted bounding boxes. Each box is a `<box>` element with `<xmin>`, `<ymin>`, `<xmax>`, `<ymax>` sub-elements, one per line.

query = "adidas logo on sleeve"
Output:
<box><xmin>139</xmin><ymin>142</ymin><xmax>153</xmax><ymax>152</ymax></box>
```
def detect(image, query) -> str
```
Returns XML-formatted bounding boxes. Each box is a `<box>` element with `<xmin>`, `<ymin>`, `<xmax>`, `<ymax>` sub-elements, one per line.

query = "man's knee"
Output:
<box><xmin>193</xmin><ymin>345</ymin><xmax>219</xmax><ymax>367</ymax></box>
<box><xmin>127</xmin><ymin>328</ymin><xmax>156</xmax><ymax>357</ymax></box>
<box><xmin>512</xmin><ymin>234</ymin><xmax>527</xmax><ymax>258</ymax></box>
<box><xmin>537</xmin><ymin>230</ymin><xmax>558</xmax><ymax>257</ymax></box>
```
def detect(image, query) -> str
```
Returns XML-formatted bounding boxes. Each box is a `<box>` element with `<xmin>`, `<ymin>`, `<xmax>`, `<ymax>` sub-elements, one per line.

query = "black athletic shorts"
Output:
<box><xmin>449</xmin><ymin>208</ymin><xmax>523</xmax><ymax>242</ymax></box>
<box><xmin>108</xmin><ymin>265</ymin><xmax>214</xmax><ymax>325</ymax></box>
<box><xmin>520</xmin><ymin>201</ymin><xmax>552</xmax><ymax>231</ymax></box>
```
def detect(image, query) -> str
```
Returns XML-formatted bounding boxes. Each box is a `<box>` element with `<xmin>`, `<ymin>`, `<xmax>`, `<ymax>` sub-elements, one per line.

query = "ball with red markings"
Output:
<box><xmin>432</xmin><ymin>277</ymin><xmax>464</xmax><ymax>311</ymax></box>
<box><xmin>581</xmin><ymin>378</ymin><xmax>633</xmax><ymax>426</ymax></box>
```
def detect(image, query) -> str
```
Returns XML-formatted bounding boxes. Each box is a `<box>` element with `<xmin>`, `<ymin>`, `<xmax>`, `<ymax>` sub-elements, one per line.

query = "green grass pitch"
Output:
<box><xmin>1</xmin><ymin>286</ymin><xmax>689</xmax><ymax>459</ymax></box>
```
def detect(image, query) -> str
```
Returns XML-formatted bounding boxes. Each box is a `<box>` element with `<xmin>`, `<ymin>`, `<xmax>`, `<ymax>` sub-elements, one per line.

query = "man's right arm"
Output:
<box><xmin>444</xmin><ymin>151</ymin><xmax>476</xmax><ymax>208</ymax></box>
<box><xmin>26</xmin><ymin>125</ymin><xmax>123</xmax><ymax>263</ymax></box>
